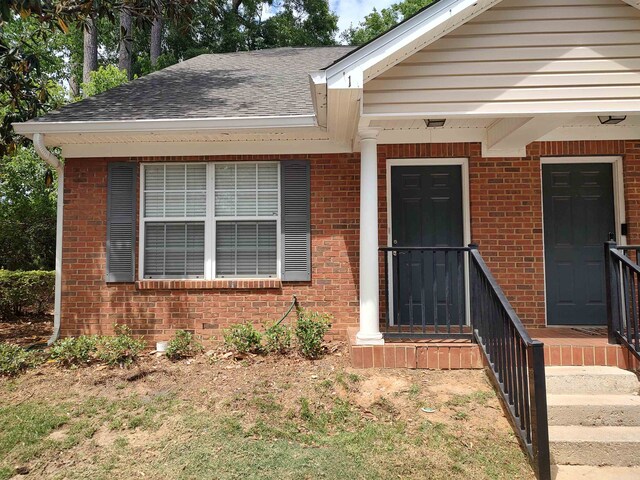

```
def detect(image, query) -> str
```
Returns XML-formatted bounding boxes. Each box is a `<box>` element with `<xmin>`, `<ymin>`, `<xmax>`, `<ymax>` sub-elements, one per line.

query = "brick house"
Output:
<box><xmin>14</xmin><ymin>0</ymin><xmax>640</xmax><ymax>347</ymax></box>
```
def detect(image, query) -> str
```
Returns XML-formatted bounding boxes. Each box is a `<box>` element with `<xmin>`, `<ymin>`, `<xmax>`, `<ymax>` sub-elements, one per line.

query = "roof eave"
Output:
<box><xmin>13</xmin><ymin>114</ymin><xmax>318</xmax><ymax>137</ymax></box>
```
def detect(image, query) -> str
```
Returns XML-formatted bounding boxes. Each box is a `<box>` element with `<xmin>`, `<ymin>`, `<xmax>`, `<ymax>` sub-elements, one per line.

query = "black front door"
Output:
<box><xmin>390</xmin><ymin>165</ymin><xmax>465</xmax><ymax>326</ymax></box>
<box><xmin>543</xmin><ymin>163</ymin><xmax>615</xmax><ymax>326</ymax></box>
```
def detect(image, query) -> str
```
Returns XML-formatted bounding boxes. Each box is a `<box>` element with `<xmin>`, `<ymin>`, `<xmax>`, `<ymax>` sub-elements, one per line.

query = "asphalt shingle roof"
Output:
<box><xmin>32</xmin><ymin>46</ymin><xmax>355</xmax><ymax>123</ymax></box>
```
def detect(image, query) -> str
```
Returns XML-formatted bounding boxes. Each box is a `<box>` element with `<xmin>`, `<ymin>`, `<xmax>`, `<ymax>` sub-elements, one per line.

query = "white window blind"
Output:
<box><xmin>144</xmin><ymin>222</ymin><xmax>205</xmax><ymax>278</ymax></box>
<box><xmin>216</xmin><ymin>221</ymin><xmax>277</xmax><ymax>277</ymax></box>
<box><xmin>214</xmin><ymin>163</ymin><xmax>279</xmax><ymax>278</ymax></box>
<box><xmin>140</xmin><ymin>162</ymin><xmax>280</xmax><ymax>280</ymax></box>
<box><xmin>142</xmin><ymin>164</ymin><xmax>206</xmax><ymax>278</ymax></box>
<box><xmin>144</xmin><ymin>164</ymin><xmax>206</xmax><ymax>218</ymax></box>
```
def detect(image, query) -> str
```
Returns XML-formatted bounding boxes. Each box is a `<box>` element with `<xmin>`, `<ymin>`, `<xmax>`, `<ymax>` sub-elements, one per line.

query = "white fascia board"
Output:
<box><xmin>324</xmin><ymin>0</ymin><xmax>503</xmax><ymax>90</ymax></box>
<box><xmin>60</xmin><ymin>138</ymin><xmax>351</xmax><ymax>158</ymax></box>
<box><xmin>309</xmin><ymin>71</ymin><xmax>328</xmax><ymax>128</ymax></box>
<box><xmin>13</xmin><ymin>114</ymin><xmax>317</xmax><ymax>136</ymax></box>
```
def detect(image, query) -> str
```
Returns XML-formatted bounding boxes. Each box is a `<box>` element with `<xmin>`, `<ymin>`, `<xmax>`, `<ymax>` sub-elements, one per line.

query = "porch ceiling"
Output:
<box><xmin>371</xmin><ymin>115</ymin><xmax>640</xmax><ymax>156</ymax></box>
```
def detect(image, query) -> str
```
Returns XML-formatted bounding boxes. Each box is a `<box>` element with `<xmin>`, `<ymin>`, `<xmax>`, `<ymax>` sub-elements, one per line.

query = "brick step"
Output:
<box><xmin>545</xmin><ymin>366</ymin><xmax>639</xmax><ymax>395</ymax></box>
<box><xmin>350</xmin><ymin>342</ymin><xmax>483</xmax><ymax>369</ymax></box>
<box><xmin>552</xmin><ymin>465</ymin><xmax>640</xmax><ymax>479</ymax></box>
<box><xmin>549</xmin><ymin>425</ymin><xmax>640</xmax><ymax>467</ymax></box>
<box><xmin>547</xmin><ymin>394</ymin><xmax>640</xmax><ymax>426</ymax></box>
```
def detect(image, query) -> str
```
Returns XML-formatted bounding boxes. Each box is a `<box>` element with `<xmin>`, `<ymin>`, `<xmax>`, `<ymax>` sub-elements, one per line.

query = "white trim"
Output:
<box><xmin>14</xmin><ymin>115</ymin><xmax>317</xmax><ymax>135</ymax></box>
<box><xmin>138</xmin><ymin>161</ymin><xmax>281</xmax><ymax>281</ymax></box>
<box><xmin>60</xmin><ymin>139</ymin><xmax>349</xmax><ymax>158</ymax></box>
<box><xmin>539</xmin><ymin>155</ymin><xmax>626</xmax><ymax>327</ymax></box>
<box><xmin>385</xmin><ymin>158</ymin><xmax>472</xmax><ymax>327</ymax></box>
<box><xmin>325</xmin><ymin>0</ymin><xmax>501</xmax><ymax>88</ymax></box>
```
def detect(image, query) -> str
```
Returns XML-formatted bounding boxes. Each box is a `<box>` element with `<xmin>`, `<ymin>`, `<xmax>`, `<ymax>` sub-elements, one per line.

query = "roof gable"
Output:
<box><xmin>362</xmin><ymin>0</ymin><xmax>640</xmax><ymax>117</ymax></box>
<box><xmin>325</xmin><ymin>0</ymin><xmax>640</xmax><ymax>90</ymax></box>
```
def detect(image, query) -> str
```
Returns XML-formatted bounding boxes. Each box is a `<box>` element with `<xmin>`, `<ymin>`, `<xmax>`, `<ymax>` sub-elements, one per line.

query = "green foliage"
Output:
<box><xmin>0</xmin><ymin>343</ymin><xmax>43</xmax><ymax>377</ymax></box>
<box><xmin>50</xmin><ymin>336</ymin><xmax>98</xmax><ymax>367</ymax></box>
<box><xmin>341</xmin><ymin>0</ymin><xmax>435</xmax><ymax>45</ymax></box>
<box><xmin>81</xmin><ymin>65</ymin><xmax>129</xmax><ymax>97</ymax></box>
<box><xmin>0</xmin><ymin>270</ymin><xmax>54</xmax><ymax>320</ymax></box>
<box><xmin>263</xmin><ymin>322</ymin><xmax>292</xmax><ymax>354</ymax></box>
<box><xmin>0</xmin><ymin>147</ymin><xmax>58</xmax><ymax>270</ymax></box>
<box><xmin>95</xmin><ymin>325</ymin><xmax>146</xmax><ymax>367</ymax></box>
<box><xmin>260</xmin><ymin>0</ymin><xmax>338</xmax><ymax>48</ymax></box>
<box><xmin>223</xmin><ymin>322</ymin><xmax>263</xmax><ymax>354</ymax></box>
<box><xmin>165</xmin><ymin>330</ymin><xmax>204</xmax><ymax>361</ymax></box>
<box><xmin>294</xmin><ymin>309</ymin><xmax>331</xmax><ymax>359</ymax></box>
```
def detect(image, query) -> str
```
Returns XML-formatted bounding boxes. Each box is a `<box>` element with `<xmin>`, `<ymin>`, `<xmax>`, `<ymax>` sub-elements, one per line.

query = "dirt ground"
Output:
<box><xmin>0</xmin><ymin>314</ymin><xmax>53</xmax><ymax>346</ymax></box>
<box><xmin>0</xmin><ymin>342</ymin><xmax>534</xmax><ymax>480</ymax></box>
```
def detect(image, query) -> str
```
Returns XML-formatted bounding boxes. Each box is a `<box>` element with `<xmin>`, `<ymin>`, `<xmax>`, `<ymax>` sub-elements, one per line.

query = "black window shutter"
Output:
<box><xmin>107</xmin><ymin>162</ymin><xmax>137</xmax><ymax>282</ymax></box>
<box><xmin>281</xmin><ymin>160</ymin><xmax>311</xmax><ymax>281</ymax></box>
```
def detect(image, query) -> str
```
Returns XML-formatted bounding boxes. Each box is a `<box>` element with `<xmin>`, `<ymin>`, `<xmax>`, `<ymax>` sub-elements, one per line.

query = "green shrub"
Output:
<box><xmin>295</xmin><ymin>309</ymin><xmax>332</xmax><ymax>359</ymax></box>
<box><xmin>50</xmin><ymin>336</ymin><xmax>98</xmax><ymax>367</ymax></box>
<box><xmin>263</xmin><ymin>322</ymin><xmax>292</xmax><ymax>354</ymax></box>
<box><xmin>223</xmin><ymin>322</ymin><xmax>263</xmax><ymax>354</ymax></box>
<box><xmin>95</xmin><ymin>325</ymin><xmax>146</xmax><ymax>367</ymax></box>
<box><xmin>165</xmin><ymin>330</ymin><xmax>204</xmax><ymax>361</ymax></box>
<box><xmin>0</xmin><ymin>343</ymin><xmax>43</xmax><ymax>376</ymax></box>
<box><xmin>0</xmin><ymin>270</ymin><xmax>55</xmax><ymax>319</ymax></box>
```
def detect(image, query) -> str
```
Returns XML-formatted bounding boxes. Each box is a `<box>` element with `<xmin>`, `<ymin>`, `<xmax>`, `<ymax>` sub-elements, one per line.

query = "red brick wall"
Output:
<box><xmin>61</xmin><ymin>153</ymin><xmax>362</xmax><ymax>342</ymax></box>
<box><xmin>61</xmin><ymin>141</ymin><xmax>640</xmax><ymax>341</ymax></box>
<box><xmin>376</xmin><ymin>141</ymin><xmax>640</xmax><ymax>327</ymax></box>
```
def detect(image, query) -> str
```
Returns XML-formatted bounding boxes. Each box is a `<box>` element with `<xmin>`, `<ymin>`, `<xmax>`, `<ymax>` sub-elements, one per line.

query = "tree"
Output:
<box><xmin>83</xmin><ymin>15</ymin><xmax>98</xmax><ymax>84</ymax></box>
<box><xmin>118</xmin><ymin>7</ymin><xmax>133</xmax><ymax>79</ymax></box>
<box><xmin>261</xmin><ymin>0</ymin><xmax>338</xmax><ymax>48</ymax></box>
<box><xmin>81</xmin><ymin>65</ymin><xmax>129</xmax><ymax>97</ymax></box>
<box><xmin>0</xmin><ymin>147</ymin><xmax>57</xmax><ymax>270</ymax></box>
<box><xmin>163</xmin><ymin>0</ymin><xmax>338</xmax><ymax>62</ymax></box>
<box><xmin>0</xmin><ymin>0</ymin><xmax>190</xmax><ymax>154</ymax></box>
<box><xmin>341</xmin><ymin>0</ymin><xmax>434</xmax><ymax>45</ymax></box>
<box><xmin>150</xmin><ymin>2</ymin><xmax>163</xmax><ymax>67</ymax></box>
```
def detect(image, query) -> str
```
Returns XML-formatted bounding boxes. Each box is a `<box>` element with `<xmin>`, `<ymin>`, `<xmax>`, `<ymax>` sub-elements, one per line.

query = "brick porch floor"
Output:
<box><xmin>530</xmin><ymin>327</ymin><xmax>640</xmax><ymax>370</ymax></box>
<box><xmin>348</xmin><ymin>327</ymin><xmax>640</xmax><ymax>370</ymax></box>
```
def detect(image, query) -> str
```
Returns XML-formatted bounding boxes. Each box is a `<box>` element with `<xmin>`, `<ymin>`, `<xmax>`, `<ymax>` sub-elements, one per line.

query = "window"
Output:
<box><xmin>141</xmin><ymin>162</ymin><xmax>279</xmax><ymax>279</ymax></box>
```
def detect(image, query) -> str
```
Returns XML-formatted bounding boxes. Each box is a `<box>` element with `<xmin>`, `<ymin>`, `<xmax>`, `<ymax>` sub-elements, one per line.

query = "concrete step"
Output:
<box><xmin>546</xmin><ymin>366</ymin><xmax>639</xmax><ymax>395</ymax></box>
<box><xmin>547</xmin><ymin>394</ymin><xmax>640</xmax><ymax>426</ymax></box>
<box><xmin>552</xmin><ymin>465</ymin><xmax>640</xmax><ymax>479</ymax></box>
<box><xmin>549</xmin><ymin>425</ymin><xmax>640</xmax><ymax>467</ymax></box>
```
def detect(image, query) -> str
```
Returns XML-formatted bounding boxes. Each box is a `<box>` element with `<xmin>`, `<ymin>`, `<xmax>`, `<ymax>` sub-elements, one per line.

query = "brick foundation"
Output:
<box><xmin>60</xmin><ymin>141</ymin><xmax>640</xmax><ymax>342</ymax></box>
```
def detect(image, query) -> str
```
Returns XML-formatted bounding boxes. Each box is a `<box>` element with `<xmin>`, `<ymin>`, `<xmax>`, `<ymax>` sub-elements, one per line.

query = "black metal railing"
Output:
<box><xmin>379</xmin><ymin>246</ymin><xmax>472</xmax><ymax>339</ymax></box>
<box><xmin>605</xmin><ymin>241</ymin><xmax>640</xmax><ymax>360</ymax></box>
<box><xmin>379</xmin><ymin>244</ymin><xmax>551</xmax><ymax>479</ymax></box>
<box><xmin>469</xmin><ymin>246</ymin><xmax>550</xmax><ymax>480</ymax></box>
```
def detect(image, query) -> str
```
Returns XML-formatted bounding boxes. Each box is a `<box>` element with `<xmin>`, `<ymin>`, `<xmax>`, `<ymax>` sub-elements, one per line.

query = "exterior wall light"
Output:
<box><xmin>598</xmin><ymin>115</ymin><xmax>626</xmax><ymax>125</ymax></box>
<box><xmin>425</xmin><ymin>119</ymin><xmax>446</xmax><ymax>128</ymax></box>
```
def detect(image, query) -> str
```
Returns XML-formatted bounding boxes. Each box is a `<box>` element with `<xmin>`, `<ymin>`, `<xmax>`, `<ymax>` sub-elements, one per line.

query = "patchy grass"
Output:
<box><xmin>0</xmin><ymin>346</ymin><xmax>533</xmax><ymax>479</ymax></box>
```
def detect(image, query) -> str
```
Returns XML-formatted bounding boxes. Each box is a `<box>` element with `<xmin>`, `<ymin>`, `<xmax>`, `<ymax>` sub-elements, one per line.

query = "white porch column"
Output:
<box><xmin>356</xmin><ymin>129</ymin><xmax>384</xmax><ymax>345</ymax></box>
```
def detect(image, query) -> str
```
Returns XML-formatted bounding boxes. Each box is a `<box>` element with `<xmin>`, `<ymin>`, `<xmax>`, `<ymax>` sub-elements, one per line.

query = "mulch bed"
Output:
<box><xmin>0</xmin><ymin>314</ymin><xmax>53</xmax><ymax>346</ymax></box>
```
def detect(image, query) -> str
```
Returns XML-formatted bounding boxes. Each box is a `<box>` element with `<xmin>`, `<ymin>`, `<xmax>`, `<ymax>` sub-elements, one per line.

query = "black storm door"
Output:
<box><xmin>543</xmin><ymin>163</ymin><xmax>615</xmax><ymax>326</ymax></box>
<box><xmin>390</xmin><ymin>165</ymin><xmax>465</xmax><ymax>326</ymax></box>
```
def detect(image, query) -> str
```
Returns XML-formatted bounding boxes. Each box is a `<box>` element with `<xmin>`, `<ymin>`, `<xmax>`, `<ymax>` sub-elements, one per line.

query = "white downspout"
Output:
<box><xmin>33</xmin><ymin>133</ymin><xmax>63</xmax><ymax>345</ymax></box>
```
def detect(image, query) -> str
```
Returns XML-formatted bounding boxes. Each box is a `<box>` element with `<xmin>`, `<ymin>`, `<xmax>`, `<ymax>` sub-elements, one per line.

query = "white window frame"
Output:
<box><xmin>139</xmin><ymin>161</ymin><xmax>281</xmax><ymax>281</ymax></box>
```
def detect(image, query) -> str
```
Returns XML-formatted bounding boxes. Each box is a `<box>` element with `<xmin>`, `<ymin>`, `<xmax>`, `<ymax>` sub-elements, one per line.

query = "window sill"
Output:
<box><xmin>135</xmin><ymin>279</ymin><xmax>282</xmax><ymax>290</ymax></box>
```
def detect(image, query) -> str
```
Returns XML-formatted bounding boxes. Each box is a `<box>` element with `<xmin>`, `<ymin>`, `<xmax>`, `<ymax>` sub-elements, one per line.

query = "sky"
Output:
<box><xmin>330</xmin><ymin>0</ymin><xmax>396</xmax><ymax>34</ymax></box>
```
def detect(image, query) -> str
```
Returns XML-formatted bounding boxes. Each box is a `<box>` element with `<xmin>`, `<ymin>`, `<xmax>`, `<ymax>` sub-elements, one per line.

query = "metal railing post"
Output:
<box><xmin>528</xmin><ymin>341</ymin><xmax>551</xmax><ymax>480</ymax></box>
<box><xmin>605</xmin><ymin>240</ymin><xmax>619</xmax><ymax>345</ymax></box>
<box><xmin>468</xmin><ymin>243</ymin><xmax>479</xmax><ymax>343</ymax></box>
